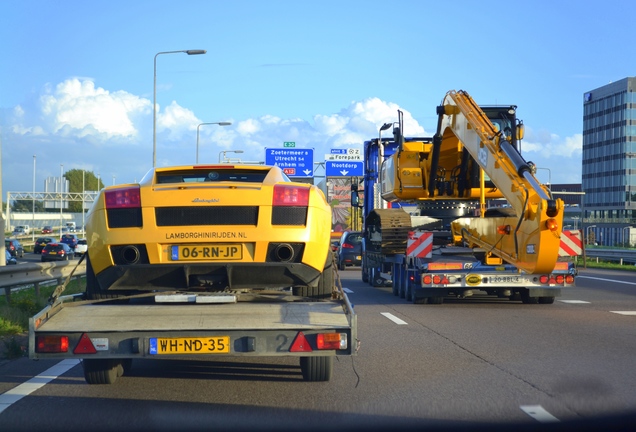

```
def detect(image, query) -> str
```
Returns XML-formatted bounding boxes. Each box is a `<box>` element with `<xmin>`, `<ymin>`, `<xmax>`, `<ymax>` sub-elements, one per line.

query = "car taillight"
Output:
<box><xmin>272</xmin><ymin>185</ymin><xmax>309</xmax><ymax>206</ymax></box>
<box><xmin>342</xmin><ymin>243</ymin><xmax>354</xmax><ymax>249</ymax></box>
<box><xmin>105</xmin><ymin>187</ymin><xmax>141</xmax><ymax>209</ymax></box>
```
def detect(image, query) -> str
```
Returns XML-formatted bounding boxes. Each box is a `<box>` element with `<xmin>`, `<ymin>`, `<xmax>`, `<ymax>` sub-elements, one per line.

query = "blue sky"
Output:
<box><xmin>1</xmin><ymin>0</ymin><xmax>634</xmax><ymax>197</ymax></box>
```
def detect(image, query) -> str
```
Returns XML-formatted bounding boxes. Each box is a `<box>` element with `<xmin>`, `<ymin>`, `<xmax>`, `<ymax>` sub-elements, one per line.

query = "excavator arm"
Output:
<box><xmin>438</xmin><ymin>90</ymin><xmax>563</xmax><ymax>274</ymax></box>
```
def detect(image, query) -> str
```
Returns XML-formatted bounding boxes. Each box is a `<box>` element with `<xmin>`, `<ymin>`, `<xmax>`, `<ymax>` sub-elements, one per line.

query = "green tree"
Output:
<box><xmin>11</xmin><ymin>199</ymin><xmax>46</xmax><ymax>212</ymax></box>
<box><xmin>65</xmin><ymin>169</ymin><xmax>104</xmax><ymax>212</ymax></box>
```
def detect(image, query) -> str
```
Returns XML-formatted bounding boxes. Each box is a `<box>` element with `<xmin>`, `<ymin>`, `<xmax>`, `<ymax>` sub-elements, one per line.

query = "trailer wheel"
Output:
<box><xmin>300</xmin><ymin>356</ymin><xmax>333</xmax><ymax>382</ymax></box>
<box><xmin>538</xmin><ymin>296</ymin><xmax>555</xmax><ymax>304</ymax></box>
<box><xmin>361</xmin><ymin>264</ymin><xmax>369</xmax><ymax>283</ymax></box>
<box><xmin>521</xmin><ymin>289</ymin><xmax>539</xmax><ymax>304</ymax></box>
<box><xmin>83</xmin><ymin>359</ymin><xmax>124</xmax><ymax>385</ymax></box>
<box><xmin>428</xmin><ymin>297</ymin><xmax>444</xmax><ymax>305</ymax></box>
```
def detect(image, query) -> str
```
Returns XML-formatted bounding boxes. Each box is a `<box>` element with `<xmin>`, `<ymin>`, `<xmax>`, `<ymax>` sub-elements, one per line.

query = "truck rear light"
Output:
<box><xmin>105</xmin><ymin>187</ymin><xmax>141</xmax><ymax>209</ymax></box>
<box><xmin>36</xmin><ymin>335</ymin><xmax>68</xmax><ymax>353</ymax></box>
<box><xmin>316</xmin><ymin>333</ymin><xmax>347</xmax><ymax>350</ymax></box>
<box><xmin>423</xmin><ymin>275</ymin><xmax>433</xmax><ymax>284</ymax></box>
<box><xmin>555</xmin><ymin>275</ymin><xmax>564</xmax><ymax>284</ymax></box>
<box><xmin>565</xmin><ymin>275</ymin><xmax>574</xmax><ymax>284</ymax></box>
<box><xmin>553</xmin><ymin>262</ymin><xmax>568</xmax><ymax>271</ymax></box>
<box><xmin>73</xmin><ymin>333</ymin><xmax>98</xmax><ymax>354</ymax></box>
<box><xmin>273</xmin><ymin>185</ymin><xmax>309</xmax><ymax>206</ymax></box>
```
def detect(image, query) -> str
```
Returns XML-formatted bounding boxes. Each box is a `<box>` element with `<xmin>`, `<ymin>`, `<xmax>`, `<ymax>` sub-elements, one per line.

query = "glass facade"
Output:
<box><xmin>582</xmin><ymin>77</ymin><xmax>636</xmax><ymax>246</ymax></box>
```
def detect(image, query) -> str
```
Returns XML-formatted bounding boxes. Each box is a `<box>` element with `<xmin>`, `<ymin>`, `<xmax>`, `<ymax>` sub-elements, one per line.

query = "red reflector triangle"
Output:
<box><xmin>290</xmin><ymin>332</ymin><xmax>313</xmax><ymax>352</ymax></box>
<box><xmin>73</xmin><ymin>333</ymin><xmax>97</xmax><ymax>354</ymax></box>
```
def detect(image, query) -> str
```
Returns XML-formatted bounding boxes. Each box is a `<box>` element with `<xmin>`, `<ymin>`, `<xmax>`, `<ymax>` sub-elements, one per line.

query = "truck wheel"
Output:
<box><xmin>538</xmin><ymin>296</ymin><xmax>555</xmax><ymax>304</ymax></box>
<box><xmin>361</xmin><ymin>265</ymin><xmax>369</xmax><ymax>283</ymax></box>
<box><xmin>300</xmin><ymin>356</ymin><xmax>333</xmax><ymax>382</ymax></box>
<box><xmin>83</xmin><ymin>359</ymin><xmax>123</xmax><ymax>384</ymax></box>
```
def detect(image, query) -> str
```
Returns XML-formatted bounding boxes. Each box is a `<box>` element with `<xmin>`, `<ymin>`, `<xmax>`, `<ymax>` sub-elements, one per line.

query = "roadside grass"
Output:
<box><xmin>577</xmin><ymin>258</ymin><xmax>636</xmax><ymax>272</ymax></box>
<box><xmin>0</xmin><ymin>278</ymin><xmax>85</xmax><ymax>336</ymax></box>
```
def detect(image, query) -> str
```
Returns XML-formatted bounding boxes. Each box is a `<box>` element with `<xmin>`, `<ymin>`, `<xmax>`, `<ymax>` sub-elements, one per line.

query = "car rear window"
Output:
<box><xmin>346</xmin><ymin>234</ymin><xmax>363</xmax><ymax>244</ymax></box>
<box><xmin>156</xmin><ymin>168</ymin><xmax>270</xmax><ymax>184</ymax></box>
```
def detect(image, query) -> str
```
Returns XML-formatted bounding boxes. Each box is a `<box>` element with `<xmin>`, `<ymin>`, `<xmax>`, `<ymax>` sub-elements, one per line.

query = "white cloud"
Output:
<box><xmin>38</xmin><ymin>78</ymin><xmax>150</xmax><ymax>137</ymax></box>
<box><xmin>522</xmin><ymin>127</ymin><xmax>583</xmax><ymax>158</ymax></box>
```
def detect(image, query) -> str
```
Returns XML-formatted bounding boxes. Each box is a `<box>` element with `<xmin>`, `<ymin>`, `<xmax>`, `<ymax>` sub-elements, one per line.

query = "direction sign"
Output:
<box><xmin>325</xmin><ymin>161</ymin><xmax>363</xmax><ymax>177</ymax></box>
<box><xmin>265</xmin><ymin>148</ymin><xmax>314</xmax><ymax>178</ymax></box>
<box><xmin>284</xmin><ymin>142</ymin><xmax>296</xmax><ymax>148</ymax></box>
<box><xmin>324</xmin><ymin>153</ymin><xmax>363</xmax><ymax>161</ymax></box>
<box><xmin>330</xmin><ymin>148</ymin><xmax>347</xmax><ymax>154</ymax></box>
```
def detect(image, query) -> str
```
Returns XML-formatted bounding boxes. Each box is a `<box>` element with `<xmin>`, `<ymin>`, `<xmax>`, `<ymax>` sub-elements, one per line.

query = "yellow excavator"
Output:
<box><xmin>380</xmin><ymin>90</ymin><xmax>563</xmax><ymax>274</ymax></box>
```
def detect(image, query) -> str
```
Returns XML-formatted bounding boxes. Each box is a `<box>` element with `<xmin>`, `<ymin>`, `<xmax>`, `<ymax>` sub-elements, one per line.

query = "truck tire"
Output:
<box><xmin>428</xmin><ymin>296</ymin><xmax>444</xmax><ymax>305</ymax></box>
<box><xmin>521</xmin><ymin>289</ymin><xmax>539</xmax><ymax>304</ymax></box>
<box><xmin>83</xmin><ymin>359</ymin><xmax>124</xmax><ymax>384</ymax></box>
<box><xmin>361</xmin><ymin>265</ymin><xmax>369</xmax><ymax>283</ymax></box>
<box><xmin>300</xmin><ymin>356</ymin><xmax>333</xmax><ymax>381</ymax></box>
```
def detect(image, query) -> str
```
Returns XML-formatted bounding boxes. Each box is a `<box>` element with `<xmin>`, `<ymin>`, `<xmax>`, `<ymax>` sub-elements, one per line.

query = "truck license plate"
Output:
<box><xmin>149</xmin><ymin>337</ymin><xmax>230</xmax><ymax>355</ymax></box>
<box><xmin>171</xmin><ymin>245</ymin><xmax>242</xmax><ymax>261</ymax></box>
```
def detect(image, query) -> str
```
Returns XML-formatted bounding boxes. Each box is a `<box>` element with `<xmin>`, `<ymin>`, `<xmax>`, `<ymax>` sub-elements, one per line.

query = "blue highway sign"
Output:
<box><xmin>325</xmin><ymin>161</ymin><xmax>364</xmax><ymax>177</ymax></box>
<box><xmin>265</xmin><ymin>148</ymin><xmax>314</xmax><ymax>178</ymax></box>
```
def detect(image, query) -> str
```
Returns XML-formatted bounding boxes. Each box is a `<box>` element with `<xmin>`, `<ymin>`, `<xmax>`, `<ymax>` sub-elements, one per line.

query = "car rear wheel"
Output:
<box><xmin>85</xmin><ymin>256</ymin><xmax>130</xmax><ymax>301</ymax></box>
<box><xmin>293</xmin><ymin>251</ymin><xmax>333</xmax><ymax>300</ymax></box>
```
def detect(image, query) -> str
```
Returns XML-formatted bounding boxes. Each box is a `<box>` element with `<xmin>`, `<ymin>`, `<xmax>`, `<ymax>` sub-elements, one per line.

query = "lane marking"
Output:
<box><xmin>520</xmin><ymin>405</ymin><xmax>559</xmax><ymax>423</ymax></box>
<box><xmin>381</xmin><ymin>312</ymin><xmax>408</xmax><ymax>325</ymax></box>
<box><xmin>0</xmin><ymin>359</ymin><xmax>80</xmax><ymax>414</ymax></box>
<box><xmin>577</xmin><ymin>275</ymin><xmax>636</xmax><ymax>286</ymax></box>
<box><xmin>558</xmin><ymin>300</ymin><xmax>590</xmax><ymax>304</ymax></box>
<box><xmin>343</xmin><ymin>288</ymin><xmax>354</xmax><ymax>294</ymax></box>
<box><xmin>610</xmin><ymin>311</ymin><xmax>636</xmax><ymax>316</ymax></box>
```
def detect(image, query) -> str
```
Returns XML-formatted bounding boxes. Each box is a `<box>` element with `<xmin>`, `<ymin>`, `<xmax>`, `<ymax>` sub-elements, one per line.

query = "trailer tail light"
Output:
<box><xmin>36</xmin><ymin>335</ymin><xmax>69</xmax><ymax>353</ymax></box>
<box><xmin>105</xmin><ymin>187</ymin><xmax>141</xmax><ymax>209</ymax></box>
<box><xmin>316</xmin><ymin>333</ymin><xmax>347</xmax><ymax>350</ymax></box>
<box><xmin>73</xmin><ymin>333</ymin><xmax>98</xmax><ymax>354</ymax></box>
<box><xmin>290</xmin><ymin>331</ymin><xmax>348</xmax><ymax>352</ymax></box>
<box><xmin>423</xmin><ymin>275</ymin><xmax>433</xmax><ymax>285</ymax></box>
<box><xmin>565</xmin><ymin>275</ymin><xmax>574</xmax><ymax>284</ymax></box>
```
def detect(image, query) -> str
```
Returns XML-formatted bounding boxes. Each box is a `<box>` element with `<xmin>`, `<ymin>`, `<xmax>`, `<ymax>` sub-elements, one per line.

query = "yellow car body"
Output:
<box><xmin>85</xmin><ymin>164</ymin><xmax>333</xmax><ymax>298</ymax></box>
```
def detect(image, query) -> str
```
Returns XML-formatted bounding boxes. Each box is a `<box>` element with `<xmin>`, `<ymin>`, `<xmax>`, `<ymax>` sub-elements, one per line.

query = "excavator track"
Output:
<box><xmin>365</xmin><ymin>209</ymin><xmax>413</xmax><ymax>255</ymax></box>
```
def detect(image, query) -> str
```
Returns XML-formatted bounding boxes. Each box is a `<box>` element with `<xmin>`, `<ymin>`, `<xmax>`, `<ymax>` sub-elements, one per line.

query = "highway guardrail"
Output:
<box><xmin>0</xmin><ymin>260</ymin><xmax>86</xmax><ymax>303</ymax></box>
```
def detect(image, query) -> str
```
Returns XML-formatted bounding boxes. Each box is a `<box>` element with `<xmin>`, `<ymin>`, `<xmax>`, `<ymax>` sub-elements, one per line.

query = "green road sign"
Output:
<box><xmin>284</xmin><ymin>141</ymin><xmax>296</xmax><ymax>147</ymax></box>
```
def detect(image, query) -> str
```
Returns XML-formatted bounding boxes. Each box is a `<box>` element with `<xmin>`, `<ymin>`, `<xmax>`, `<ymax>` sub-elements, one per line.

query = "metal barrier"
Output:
<box><xmin>0</xmin><ymin>261</ymin><xmax>86</xmax><ymax>302</ymax></box>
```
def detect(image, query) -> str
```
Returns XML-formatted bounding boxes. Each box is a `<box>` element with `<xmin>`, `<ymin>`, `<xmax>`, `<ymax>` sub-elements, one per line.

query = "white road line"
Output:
<box><xmin>343</xmin><ymin>288</ymin><xmax>354</xmax><ymax>294</ymax></box>
<box><xmin>610</xmin><ymin>311</ymin><xmax>636</xmax><ymax>316</ymax></box>
<box><xmin>577</xmin><ymin>276</ymin><xmax>636</xmax><ymax>286</ymax></box>
<box><xmin>520</xmin><ymin>405</ymin><xmax>559</xmax><ymax>423</ymax></box>
<box><xmin>558</xmin><ymin>300</ymin><xmax>591</xmax><ymax>304</ymax></box>
<box><xmin>381</xmin><ymin>312</ymin><xmax>408</xmax><ymax>325</ymax></box>
<box><xmin>0</xmin><ymin>359</ymin><xmax>80</xmax><ymax>414</ymax></box>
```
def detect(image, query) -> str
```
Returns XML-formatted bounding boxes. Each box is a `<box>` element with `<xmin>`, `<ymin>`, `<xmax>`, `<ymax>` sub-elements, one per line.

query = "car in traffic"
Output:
<box><xmin>336</xmin><ymin>231</ymin><xmax>363</xmax><ymax>270</ymax></box>
<box><xmin>41</xmin><ymin>226</ymin><xmax>53</xmax><ymax>234</ymax></box>
<box><xmin>12</xmin><ymin>227</ymin><xmax>27</xmax><ymax>237</ymax></box>
<box><xmin>5</xmin><ymin>239</ymin><xmax>24</xmax><ymax>258</ymax></box>
<box><xmin>5</xmin><ymin>250</ymin><xmax>17</xmax><ymax>265</ymax></box>
<box><xmin>84</xmin><ymin>164</ymin><xmax>333</xmax><ymax>300</ymax></box>
<box><xmin>41</xmin><ymin>243</ymin><xmax>75</xmax><ymax>262</ymax></box>
<box><xmin>74</xmin><ymin>238</ymin><xmax>88</xmax><ymax>255</ymax></box>
<box><xmin>34</xmin><ymin>237</ymin><xmax>57</xmax><ymax>254</ymax></box>
<box><xmin>14</xmin><ymin>225</ymin><xmax>30</xmax><ymax>235</ymax></box>
<box><xmin>60</xmin><ymin>233</ymin><xmax>79</xmax><ymax>250</ymax></box>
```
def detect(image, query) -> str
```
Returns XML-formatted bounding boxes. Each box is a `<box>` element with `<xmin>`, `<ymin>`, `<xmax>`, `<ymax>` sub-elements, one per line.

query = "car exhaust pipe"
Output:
<box><xmin>273</xmin><ymin>244</ymin><xmax>295</xmax><ymax>262</ymax></box>
<box><xmin>120</xmin><ymin>246</ymin><xmax>141</xmax><ymax>264</ymax></box>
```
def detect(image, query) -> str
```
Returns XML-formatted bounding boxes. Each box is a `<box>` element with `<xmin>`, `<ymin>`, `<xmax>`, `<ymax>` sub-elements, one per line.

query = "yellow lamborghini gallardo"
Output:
<box><xmin>85</xmin><ymin>164</ymin><xmax>333</xmax><ymax>299</ymax></box>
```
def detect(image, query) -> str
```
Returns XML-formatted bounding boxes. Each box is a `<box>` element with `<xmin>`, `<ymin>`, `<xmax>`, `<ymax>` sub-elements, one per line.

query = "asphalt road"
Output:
<box><xmin>1</xmin><ymin>267</ymin><xmax>636</xmax><ymax>431</ymax></box>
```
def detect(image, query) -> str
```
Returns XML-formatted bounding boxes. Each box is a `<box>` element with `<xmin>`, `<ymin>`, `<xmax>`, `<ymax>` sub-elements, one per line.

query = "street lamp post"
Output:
<box><xmin>153</xmin><ymin>49</ymin><xmax>207</xmax><ymax>168</ymax></box>
<box><xmin>32</xmin><ymin>155</ymin><xmax>36</xmax><ymax>242</ymax></box>
<box><xmin>196</xmin><ymin>122</ymin><xmax>232</xmax><ymax>163</ymax></box>
<box><xmin>59</xmin><ymin>164</ymin><xmax>64</xmax><ymax>236</ymax></box>
<box><xmin>219</xmin><ymin>150</ymin><xmax>244</xmax><ymax>163</ymax></box>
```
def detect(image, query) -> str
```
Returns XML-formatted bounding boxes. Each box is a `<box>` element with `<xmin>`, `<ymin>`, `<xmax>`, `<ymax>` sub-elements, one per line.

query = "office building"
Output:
<box><xmin>582</xmin><ymin>77</ymin><xmax>636</xmax><ymax>246</ymax></box>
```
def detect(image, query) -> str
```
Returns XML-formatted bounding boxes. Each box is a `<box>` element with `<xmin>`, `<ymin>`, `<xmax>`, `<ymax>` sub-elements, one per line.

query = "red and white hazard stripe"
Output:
<box><xmin>407</xmin><ymin>231</ymin><xmax>433</xmax><ymax>258</ymax></box>
<box><xmin>559</xmin><ymin>229</ymin><xmax>583</xmax><ymax>256</ymax></box>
